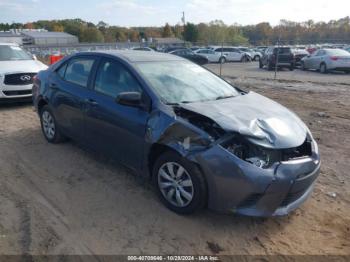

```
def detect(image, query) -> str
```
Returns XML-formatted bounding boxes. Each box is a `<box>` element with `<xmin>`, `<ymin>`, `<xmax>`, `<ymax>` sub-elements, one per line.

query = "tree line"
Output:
<box><xmin>1</xmin><ymin>17</ymin><xmax>349</xmax><ymax>45</ymax></box>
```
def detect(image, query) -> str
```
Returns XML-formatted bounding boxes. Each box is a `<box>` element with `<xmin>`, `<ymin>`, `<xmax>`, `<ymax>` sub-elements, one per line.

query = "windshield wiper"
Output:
<box><xmin>215</xmin><ymin>95</ymin><xmax>235</xmax><ymax>100</ymax></box>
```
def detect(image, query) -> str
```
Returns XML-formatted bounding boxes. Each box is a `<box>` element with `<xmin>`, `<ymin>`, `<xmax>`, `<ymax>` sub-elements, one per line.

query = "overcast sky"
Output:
<box><xmin>0</xmin><ymin>0</ymin><xmax>349</xmax><ymax>26</ymax></box>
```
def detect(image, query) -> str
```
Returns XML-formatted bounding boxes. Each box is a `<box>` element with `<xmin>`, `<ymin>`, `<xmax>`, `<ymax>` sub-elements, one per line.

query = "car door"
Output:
<box><xmin>309</xmin><ymin>50</ymin><xmax>322</xmax><ymax>69</ymax></box>
<box><xmin>229</xmin><ymin>48</ymin><xmax>242</xmax><ymax>61</ymax></box>
<box><xmin>84</xmin><ymin>57</ymin><xmax>150</xmax><ymax>169</ymax></box>
<box><xmin>207</xmin><ymin>50</ymin><xmax>218</xmax><ymax>62</ymax></box>
<box><xmin>49</xmin><ymin>56</ymin><xmax>97</xmax><ymax>141</ymax></box>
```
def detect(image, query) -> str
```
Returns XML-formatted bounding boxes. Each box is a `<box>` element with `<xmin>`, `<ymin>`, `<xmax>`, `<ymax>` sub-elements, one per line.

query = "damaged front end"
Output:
<box><xmin>146</xmin><ymin>99</ymin><xmax>320</xmax><ymax>216</ymax></box>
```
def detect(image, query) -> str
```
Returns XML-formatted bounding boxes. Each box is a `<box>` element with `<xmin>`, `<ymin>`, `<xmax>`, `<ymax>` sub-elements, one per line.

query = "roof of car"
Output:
<box><xmin>78</xmin><ymin>50</ymin><xmax>185</xmax><ymax>63</ymax></box>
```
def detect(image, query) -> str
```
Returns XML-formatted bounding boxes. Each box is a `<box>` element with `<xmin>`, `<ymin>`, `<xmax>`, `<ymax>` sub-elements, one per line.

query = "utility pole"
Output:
<box><xmin>182</xmin><ymin>12</ymin><xmax>186</xmax><ymax>45</ymax></box>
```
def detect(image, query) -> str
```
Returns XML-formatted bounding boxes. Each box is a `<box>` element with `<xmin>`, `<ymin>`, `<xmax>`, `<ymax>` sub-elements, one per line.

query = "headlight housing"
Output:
<box><xmin>222</xmin><ymin>135</ymin><xmax>313</xmax><ymax>169</ymax></box>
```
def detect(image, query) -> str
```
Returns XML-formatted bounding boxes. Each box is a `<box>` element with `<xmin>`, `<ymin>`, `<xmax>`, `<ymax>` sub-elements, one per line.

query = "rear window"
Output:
<box><xmin>64</xmin><ymin>58</ymin><xmax>95</xmax><ymax>87</ymax></box>
<box><xmin>274</xmin><ymin>48</ymin><xmax>291</xmax><ymax>54</ymax></box>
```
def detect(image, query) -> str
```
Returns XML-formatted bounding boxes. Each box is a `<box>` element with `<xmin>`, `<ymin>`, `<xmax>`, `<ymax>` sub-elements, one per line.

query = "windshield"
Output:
<box><xmin>136</xmin><ymin>61</ymin><xmax>240</xmax><ymax>104</ymax></box>
<box><xmin>0</xmin><ymin>45</ymin><xmax>32</xmax><ymax>61</ymax></box>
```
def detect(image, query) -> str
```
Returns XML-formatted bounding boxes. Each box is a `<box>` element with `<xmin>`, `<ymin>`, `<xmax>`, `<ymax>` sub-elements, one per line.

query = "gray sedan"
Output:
<box><xmin>301</xmin><ymin>49</ymin><xmax>350</xmax><ymax>73</ymax></box>
<box><xmin>33</xmin><ymin>51</ymin><xmax>320</xmax><ymax>217</ymax></box>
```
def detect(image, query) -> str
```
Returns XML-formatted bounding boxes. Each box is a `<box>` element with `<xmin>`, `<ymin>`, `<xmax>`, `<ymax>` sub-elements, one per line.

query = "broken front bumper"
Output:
<box><xmin>195</xmin><ymin>141</ymin><xmax>320</xmax><ymax>217</ymax></box>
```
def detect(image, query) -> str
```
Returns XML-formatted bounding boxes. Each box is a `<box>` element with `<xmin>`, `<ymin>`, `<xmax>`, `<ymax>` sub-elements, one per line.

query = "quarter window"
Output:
<box><xmin>64</xmin><ymin>58</ymin><xmax>95</xmax><ymax>87</ymax></box>
<box><xmin>57</xmin><ymin>63</ymin><xmax>67</xmax><ymax>79</ymax></box>
<box><xmin>94</xmin><ymin>60</ymin><xmax>142</xmax><ymax>98</ymax></box>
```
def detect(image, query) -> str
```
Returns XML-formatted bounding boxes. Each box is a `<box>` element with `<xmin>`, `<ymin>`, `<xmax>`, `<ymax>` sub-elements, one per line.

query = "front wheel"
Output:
<box><xmin>241</xmin><ymin>56</ymin><xmax>248</xmax><ymax>63</ymax></box>
<box><xmin>153</xmin><ymin>151</ymin><xmax>207</xmax><ymax>214</ymax></box>
<box><xmin>40</xmin><ymin>105</ymin><xmax>66</xmax><ymax>143</ymax></box>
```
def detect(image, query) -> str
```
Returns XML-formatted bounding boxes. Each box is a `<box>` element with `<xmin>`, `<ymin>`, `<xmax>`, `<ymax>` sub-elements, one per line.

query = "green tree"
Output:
<box><xmin>80</xmin><ymin>27</ymin><xmax>104</xmax><ymax>43</ymax></box>
<box><xmin>162</xmin><ymin>23</ymin><xmax>174</xmax><ymax>37</ymax></box>
<box><xmin>183</xmin><ymin>23</ymin><xmax>199</xmax><ymax>42</ymax></box>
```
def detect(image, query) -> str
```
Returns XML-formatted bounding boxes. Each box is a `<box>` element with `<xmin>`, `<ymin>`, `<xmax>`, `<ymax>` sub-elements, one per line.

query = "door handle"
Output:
<box><xmin>85</xmin><ymin>98</ymin><xmax>99</xmax><ymax>106</ymax></box>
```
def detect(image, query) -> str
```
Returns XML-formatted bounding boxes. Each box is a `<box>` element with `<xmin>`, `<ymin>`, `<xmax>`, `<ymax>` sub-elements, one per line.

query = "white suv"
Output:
<box><xmin>213</xmin><ymin>47</ymin><xmax>251</xmax><ymax>62</ymax></box>
<box><xmin>0</xmin><ymin>43</ymin><xmax>47</xmax><ymax>101</ymax></box>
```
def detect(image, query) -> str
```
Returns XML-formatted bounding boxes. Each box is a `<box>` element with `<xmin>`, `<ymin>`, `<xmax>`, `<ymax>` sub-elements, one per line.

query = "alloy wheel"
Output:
<box><xmin>158</xmin><ymin>162</ymin><xmax>194</xmax><ymax>208</ymax></box>
<box><xmin>42</xmin><ymin>111</ymin><xmax>56</xmax><ymax>140</ymax></box>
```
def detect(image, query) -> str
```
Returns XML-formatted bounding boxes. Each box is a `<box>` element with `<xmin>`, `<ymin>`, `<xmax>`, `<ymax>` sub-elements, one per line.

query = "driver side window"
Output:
<box><xmin>94</xmin><ymin>59</ymin><xmax>142</xmax><ymax>98</ymax></box>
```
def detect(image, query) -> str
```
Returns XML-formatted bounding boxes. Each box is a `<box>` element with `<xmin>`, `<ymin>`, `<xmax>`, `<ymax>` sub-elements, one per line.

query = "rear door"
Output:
<box><xmin>84</xmin><ymin>57</ymin><xmax>150</xmax><ymax>169</ymax></box>
<box><xmin>49</xmin><ymin>56</ymin><xmax>97</xmax><ymax>141</ymax></box>
<box><xmin>229</xmin><ymin>48</ymin><xmax>242</xmax><ymax>61</ymax></box>
<box><xmin>207</xmin><ymin>50</ymin><xmax>218</xmax><ymax>62</ymax></box>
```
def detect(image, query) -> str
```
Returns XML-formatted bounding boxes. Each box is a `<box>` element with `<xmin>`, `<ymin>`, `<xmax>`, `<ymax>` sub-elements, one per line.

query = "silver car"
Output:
<box><xmin>195</xmin><ymin>48</ymin><xmax>226</xmax><ymax>63</ymax></box>
<box><xmin>301</xmin><ymin>48</ymin><xmax>350</xmax><ymax>74</ymax></box>
<box><xmin>213</xmin><ymin>47</ymin><xmax>251</xmax><ymax>63</ymax></box>
<box><xmin>238</xmin><ymin>47</ymin><xmax>262</xmax><ymax>61</ymax></box>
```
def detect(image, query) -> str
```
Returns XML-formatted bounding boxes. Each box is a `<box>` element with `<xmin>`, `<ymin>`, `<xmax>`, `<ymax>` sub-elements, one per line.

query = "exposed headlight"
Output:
<box><xmin>222</xmin><ymin>135</ymin><xmax>313</xmax><ymax>169</ymax></box>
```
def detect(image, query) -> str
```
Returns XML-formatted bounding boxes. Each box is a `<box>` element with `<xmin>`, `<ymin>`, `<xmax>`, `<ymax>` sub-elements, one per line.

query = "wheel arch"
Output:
<box><xmin>37</xmin><ymin>97</ymin><xmax>48</xmax><ymax>114</ymax></box>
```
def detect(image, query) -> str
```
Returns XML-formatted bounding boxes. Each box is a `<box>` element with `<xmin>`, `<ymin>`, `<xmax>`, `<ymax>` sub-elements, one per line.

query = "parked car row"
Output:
<box><xmin>258</xmin><ymin>46</ymin><xmax>350</xmax><ymax>74</ymax></box>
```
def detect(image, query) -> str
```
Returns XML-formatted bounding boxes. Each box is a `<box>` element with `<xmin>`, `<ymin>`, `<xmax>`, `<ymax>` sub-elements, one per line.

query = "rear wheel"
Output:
<box><xmin>267</xmin><ymin>61</ymin><xmax>274</xmax><ymax>71</ymax></box>
<box><xmin>241</xmin><ymin>55</ymin><xmax>248</xmax><ymax>63</ymax></box>
<box><xmin>153</xmin><ymin>151</ymin><xmax>207</xmax><ymax>214</ymax></box>
<box><xmin>219</xmin><ymin>57</ymin><xmax>226</xmax><ymax>64</ymax></box>
<box><xmin>301</xmin><ymin>62</ymin><xmax>306</xmax><ymax>71</ymax></box>
<box><xmin>320</xmin><ymin>63</ymin><xmax>327</xmax><ymax>74</ymax></box>
<box><xmin>254</xmin><ymin>55</ymin><xmax>260</xmax><ymax>61</ymax></box>
<box><xmin>259</xmin><ymin>59</ymin><xmax>263</xmax><ymax>69</ymax></box>
<box><xmin>40</xmin><ymin>105</ymin><xmax>66</xmax><ymax>143</ymax></box>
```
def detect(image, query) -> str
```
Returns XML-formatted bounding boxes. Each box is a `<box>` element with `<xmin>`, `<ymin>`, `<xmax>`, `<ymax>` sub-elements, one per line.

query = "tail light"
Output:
<box><xmin>330</xmin><ymin>56</ymin><xmax>339</xmax><ymax>61</ymax></box>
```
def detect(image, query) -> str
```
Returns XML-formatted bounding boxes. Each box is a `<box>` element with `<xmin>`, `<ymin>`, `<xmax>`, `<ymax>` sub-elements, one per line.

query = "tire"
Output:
<box><xmin>301</xmin><ymin>62</ymin><xmax>306</xmax><ymax>71</ymax></box>
<box><xmin>267</xmin><ymin>61</ymin><xmax>274</xmax><ymax>71</ymax></box>
<box><xmin>254</xmin><ymin>55</ymin><xmax>260</xmax><ymax>61</ymax></box>
<box><xmin>219</xmin><ymin>57</ymin><xmax>226</xmax><ymax>64</ymax></box>
<box><xmin>241</xmin><ymin>56</ymin><xmax>248</xmax><ymax>63</ymax></box>
<box><xmin>320</xmin><ymin>63</ymin><xmax>327</xmax><ymax>74</ymax></box>
<box><xmin>289</xmin><ymin>64</ymin><xmax>294</xmax><ymax>71</ymax></box>
<box><xmin>152</xmin><ymin>151</ymin><xmax>207</xmax><ymax>214</ymax></box>
<box><xmin>40</xmin><ymin>105</ymin><xmax>66</xmax><ymax>143</ymax></box>
<box><xmin>259</xmin><ymin>59</ymin><xmax>263</xmax><ymax>69</ymax></box>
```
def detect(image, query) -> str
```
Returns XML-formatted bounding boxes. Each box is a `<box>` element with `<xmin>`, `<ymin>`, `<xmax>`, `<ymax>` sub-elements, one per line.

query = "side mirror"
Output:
<box><xmin>116</xmin><ymin>92</ymin><xmax>144</xmax><ymax>108</ymax></box>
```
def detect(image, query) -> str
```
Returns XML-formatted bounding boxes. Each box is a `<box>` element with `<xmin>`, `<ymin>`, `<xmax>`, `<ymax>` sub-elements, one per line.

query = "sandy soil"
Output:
<box><xmin>0</xmin><ymin>64</ymin><xmax>349</xmax><ymax>256</ymax></box>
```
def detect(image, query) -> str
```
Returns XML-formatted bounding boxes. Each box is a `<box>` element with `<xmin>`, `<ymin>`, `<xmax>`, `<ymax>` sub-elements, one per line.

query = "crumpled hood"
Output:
<box><xmin>0</xmin><ymin>60</ymin><xmax>47</xmax><ymax>75</ymax></box>
<box><xmin>180</xmin><ymin>92</ymin><xmax>308</xmax><ymax>149</ymax></box>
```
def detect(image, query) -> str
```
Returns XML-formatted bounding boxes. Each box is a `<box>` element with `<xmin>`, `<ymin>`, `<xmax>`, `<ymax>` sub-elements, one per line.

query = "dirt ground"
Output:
<box><xmin>0</xmin><ymin>63</ymin><xmax>349</xmax><ymax>256</ymax></box>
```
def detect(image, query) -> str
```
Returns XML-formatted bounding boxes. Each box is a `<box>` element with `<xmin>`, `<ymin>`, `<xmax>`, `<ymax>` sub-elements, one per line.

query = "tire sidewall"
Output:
<box><xmin>152</xmin><ymin>151</ymin><xmax>207</xmax><ymax>214</ymax></box>
<box><xmin>40</xmin><ymin>105</ymin><xmax>60</xmax><ymax>143</ymax></box>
